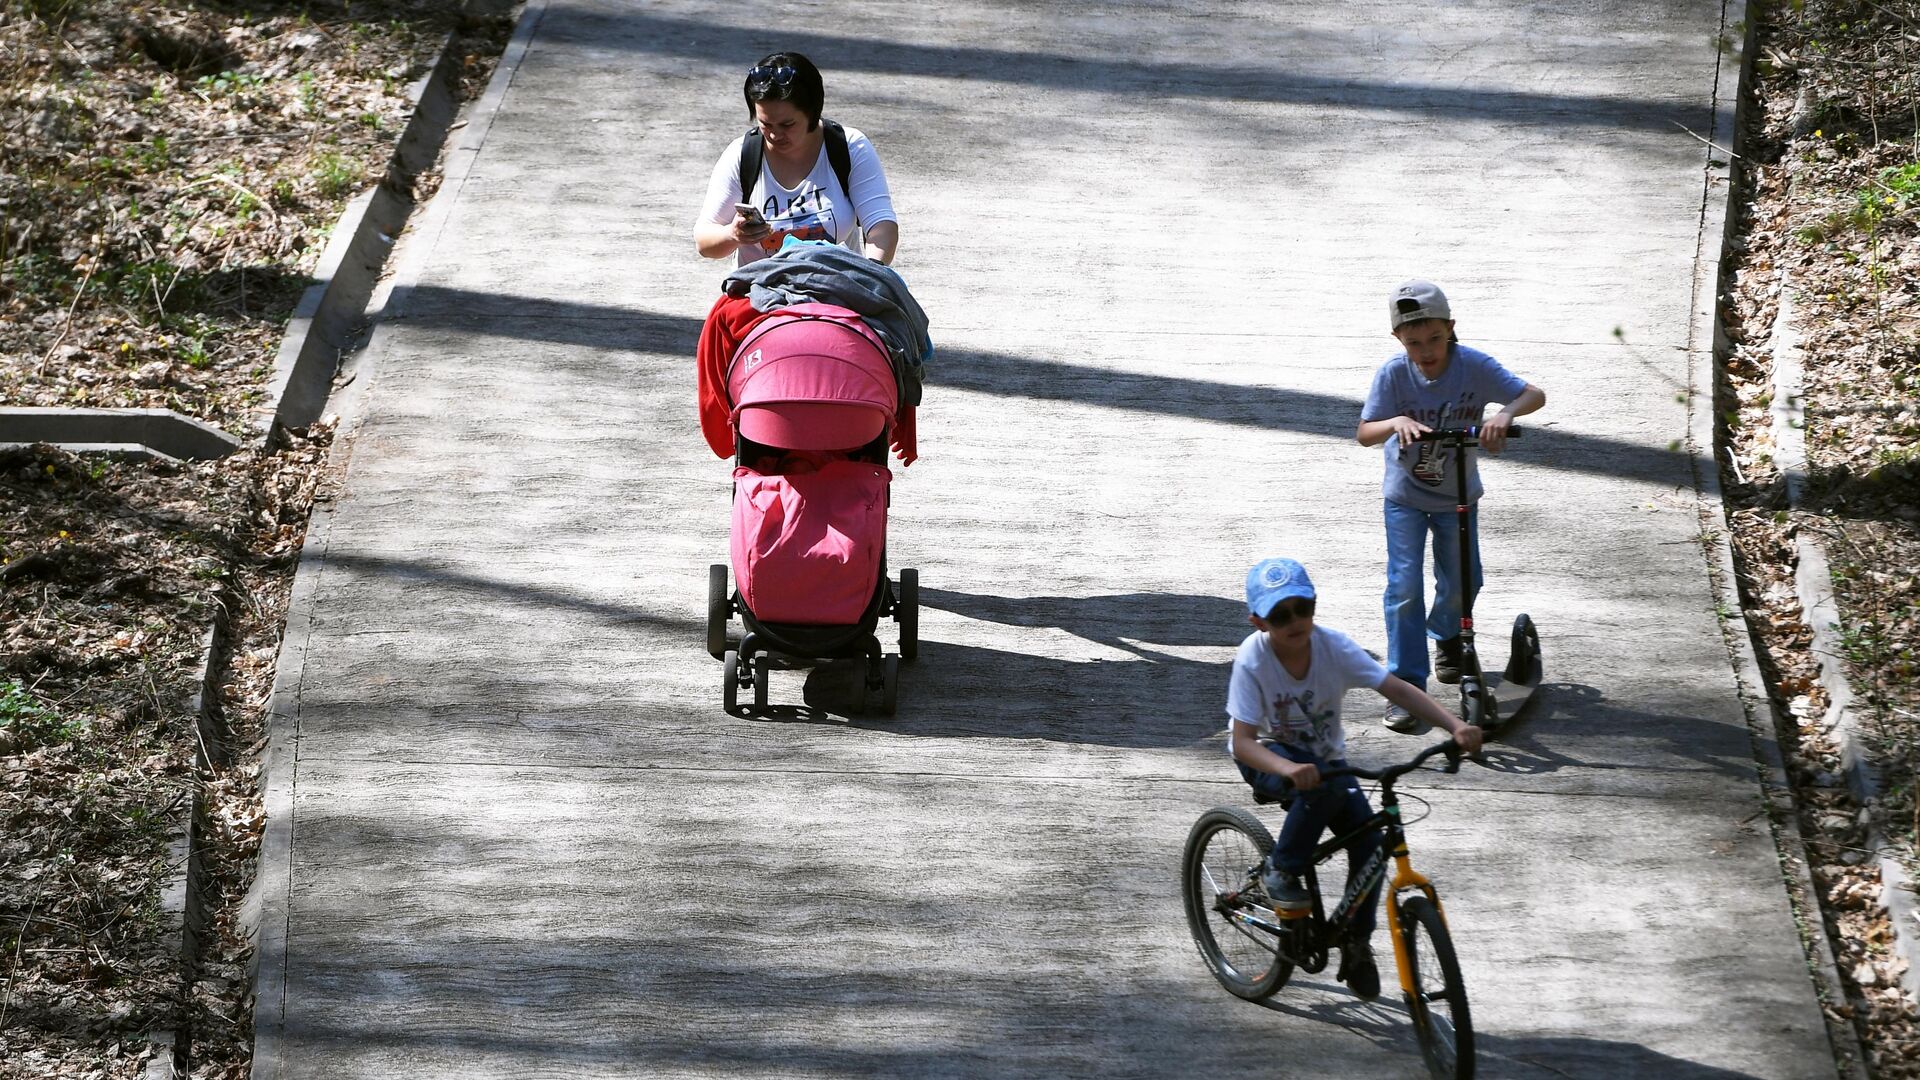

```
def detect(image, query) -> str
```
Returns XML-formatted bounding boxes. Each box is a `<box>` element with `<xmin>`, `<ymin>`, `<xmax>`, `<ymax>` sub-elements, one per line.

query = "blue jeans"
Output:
<box><xmin>1383</xmin><ymin>499</ymin><xmax>1482</xmax><ymax>689</ymax></box>
<box><xmin>1239</xmin><ymin>744</ymin><xmax>1384</xmax><ymax>940</ymax></box>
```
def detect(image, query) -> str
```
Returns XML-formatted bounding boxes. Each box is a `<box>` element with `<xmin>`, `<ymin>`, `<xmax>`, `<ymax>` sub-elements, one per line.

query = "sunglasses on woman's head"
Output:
<box><xmin>1265</xmin><ymin>597</ymin><xmax>1315</xmax><ymax>625</ymax></box>
<box><xmin>747</xmin><ymin>64</ymin><xmax>795</xmax><ymax>89</ymax></box>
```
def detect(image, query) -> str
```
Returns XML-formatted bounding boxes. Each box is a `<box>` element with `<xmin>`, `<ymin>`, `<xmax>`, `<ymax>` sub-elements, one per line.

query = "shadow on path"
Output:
<box><xmin>393</xmin><ymin>286</ymin><xmax>1695</xmax><ymax>488</ymax></box>
<box><xmin>548</xmin><ymin>7</ymin><xmax>1708</xmax><ymax>134</ymax></box>
<box><xmin>1262</xmin><ymin>984</ymin><xmax>1768</xmax><ymax>1079</ymax></box>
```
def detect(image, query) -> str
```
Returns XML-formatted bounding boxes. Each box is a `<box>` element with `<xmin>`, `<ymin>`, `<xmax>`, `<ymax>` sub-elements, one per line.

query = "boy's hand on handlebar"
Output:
<box><xmin>1287</xmin><ymin>761</ymin><xmax>1322</xmax><ymax>792</ymax></box>
<box><xmin>1388</xmin><ymin>416</ymin><xmax>1432</xmax><ymax>448</ymax></box>
<box><xmin>1479</xmin><ymin>411</ymin><xmax>1514</xmax><ymax>454</ymax></box>
<box><xmin>1452</xmin><ymin>724</ymin><xmax>1483</xmax><ymax>755</ymax></box>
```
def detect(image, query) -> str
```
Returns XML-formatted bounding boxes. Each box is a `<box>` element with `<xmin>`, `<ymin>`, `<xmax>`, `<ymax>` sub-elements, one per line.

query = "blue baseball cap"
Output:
<box><xmin>1245</xmin><ymin>558</ymin><xmax>1316</xmax><ymax>619</ymax></box>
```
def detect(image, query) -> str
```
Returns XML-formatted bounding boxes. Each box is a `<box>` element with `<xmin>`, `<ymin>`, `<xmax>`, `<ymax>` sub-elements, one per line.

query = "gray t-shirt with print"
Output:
<box><xmin>1361</xmin><ymin>344</ymin><xmax>1529</xmax><ymax>515</ymax></box>
<box><xmin>1225</xmin><ymin>626</ymin><xmax>1388</xmax><ymax>762</ymax></box>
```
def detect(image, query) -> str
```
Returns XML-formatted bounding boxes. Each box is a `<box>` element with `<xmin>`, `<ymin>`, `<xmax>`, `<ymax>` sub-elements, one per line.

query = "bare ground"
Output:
<box><xmin>0</xmin><ymin>1</ymin><xmax>510</xmax><ymax>1076</ymax></box>
<box><xmin>1720</xmin><ymin>0</ymin><xmax>1920</xmax><ymax>1075</ymax></box>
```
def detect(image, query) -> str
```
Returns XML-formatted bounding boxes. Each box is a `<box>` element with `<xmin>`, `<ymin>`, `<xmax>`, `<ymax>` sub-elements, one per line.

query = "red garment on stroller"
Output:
<box><xmin>697</xmin><ymin>295</ymin><xmax>917</xmax><ymax>463</ymax></box>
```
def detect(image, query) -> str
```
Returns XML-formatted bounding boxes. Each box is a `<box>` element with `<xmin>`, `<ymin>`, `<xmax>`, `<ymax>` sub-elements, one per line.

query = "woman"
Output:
<box><xmin>695</xmin><ymin>52</ymin><xmax>899</xmax><ymax>266</ymax></box>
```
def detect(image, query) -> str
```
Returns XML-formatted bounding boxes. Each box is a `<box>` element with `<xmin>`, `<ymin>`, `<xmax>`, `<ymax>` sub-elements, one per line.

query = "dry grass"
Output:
<box><xmin>1722</xmin><ymin>0</ymin><xmax>1920</xmax><ymax>1074</ymax></box>
<box><xmin>0</xmin><ymin>1</ymin><xmax>510</xmax><ymax>1075</ymax></box>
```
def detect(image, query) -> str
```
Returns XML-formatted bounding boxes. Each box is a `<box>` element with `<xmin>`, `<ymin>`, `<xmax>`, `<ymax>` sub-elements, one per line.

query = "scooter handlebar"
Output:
<box><xmin>1405</xmin><ymin>424</ymin><xmax>1524</xmax><ymax>444</ymax></box>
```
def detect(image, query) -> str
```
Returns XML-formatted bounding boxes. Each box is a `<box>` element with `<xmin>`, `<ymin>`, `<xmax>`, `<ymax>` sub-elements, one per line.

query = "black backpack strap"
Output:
<box><xmin>736</xmin><ymin>126</ymin><xmax>764</xmax><ymax>210</ymax></box>
<box><xmin>821</xmin><ymin>119</ymin><xmax>854</xmax><ymax>223</ymax></box>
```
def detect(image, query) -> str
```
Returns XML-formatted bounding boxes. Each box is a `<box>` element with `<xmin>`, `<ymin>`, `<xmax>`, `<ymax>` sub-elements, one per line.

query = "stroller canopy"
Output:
<box><xmin>727</xmin><ymin>304</ymin><xmax>897</xmax><ymax>452</ymax></box>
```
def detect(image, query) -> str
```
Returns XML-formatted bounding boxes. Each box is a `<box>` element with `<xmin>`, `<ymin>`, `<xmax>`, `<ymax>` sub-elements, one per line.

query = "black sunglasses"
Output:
<box><xmin>1265</xmin><ymin>596</ymin><xmax>1316</xmax><ymax>625</ymax></box>
<box><xmin>746</xmin><ymin>64</ymin><xmax>795</xmax><ymax>89</ymax></box>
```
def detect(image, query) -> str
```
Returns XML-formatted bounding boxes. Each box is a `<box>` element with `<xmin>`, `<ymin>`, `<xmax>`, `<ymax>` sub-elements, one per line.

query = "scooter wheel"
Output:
<box><xmin>1504</xmin><ymin>613</ymin><xmax>1542</xmax><ymax>686</ymax></box>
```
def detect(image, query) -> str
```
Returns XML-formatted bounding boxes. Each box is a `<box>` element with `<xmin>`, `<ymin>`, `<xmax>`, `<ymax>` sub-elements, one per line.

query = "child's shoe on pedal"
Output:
<box><xmin>1337</xmin><ymin>940</ymin><xmax>1381</xmax><ymax>1000</ymax></box>
<box><xmin>1434</xmin><ymin>636</ymin><xmax>1465</xmax><ymax>684</ymax></box>
<box><xmin>1260</xmin><ymin>866</ymin><xmax>1311</xmax><ymax>912</ymax></box>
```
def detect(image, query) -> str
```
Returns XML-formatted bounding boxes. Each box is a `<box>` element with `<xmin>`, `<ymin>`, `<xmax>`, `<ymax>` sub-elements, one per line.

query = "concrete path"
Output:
<box><xmin>250</xmin><ymin>2</ymin><xmax>1837</xmax><ymax>1077</ymax></box>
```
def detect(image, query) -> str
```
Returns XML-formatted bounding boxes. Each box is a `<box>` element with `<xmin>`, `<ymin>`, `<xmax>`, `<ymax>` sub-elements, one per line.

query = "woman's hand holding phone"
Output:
<box><xmin>733</xmin><ymin>203</ymin><xmax>771</xmax><ymax>246</ymax></box>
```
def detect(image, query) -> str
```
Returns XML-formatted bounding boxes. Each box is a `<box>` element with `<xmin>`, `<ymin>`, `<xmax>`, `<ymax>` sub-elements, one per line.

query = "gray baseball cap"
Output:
<box><xmin>1389</xmin><ymin>279</ymin><xmax>1451</xmax><ymax>329</ymax></box>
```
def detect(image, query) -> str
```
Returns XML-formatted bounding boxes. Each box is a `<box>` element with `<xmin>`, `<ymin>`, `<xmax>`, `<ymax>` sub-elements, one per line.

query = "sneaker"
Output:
<box><xmin>1260</xmin><ymin>867</ymin><xmax>1311</xmax><ymax>912</ymax></box>
<box><xmin>1338</xmin><ymin>940</ymin><xmax>1381</xmax><ymax>1000</ymax></box>
<box><xmin>1384</xmin><ymin>703</ymin><xmax>1422</xmax><ymax>734</ymax></box>
<box><xmin>1434</xmin><ymin>637</ymin><xmax>1465</xmax><ymax>685</ymax></box>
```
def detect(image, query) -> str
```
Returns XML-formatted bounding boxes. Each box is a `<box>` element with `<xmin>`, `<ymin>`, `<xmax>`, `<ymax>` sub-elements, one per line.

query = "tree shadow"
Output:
<box><xmin>546</xmin><ymin>7</ymin><xmax>1710</xmax><ymax>135</ymax></box>
<box><xmin>391</xmin><ymin>286</ymin><xmax>1696</xmax><ymax>490</ymax></box>
<box><xmin>1257</xmin><ymin>986</ymin><xmax>1770</xmax><ymax>1079</ymax></box>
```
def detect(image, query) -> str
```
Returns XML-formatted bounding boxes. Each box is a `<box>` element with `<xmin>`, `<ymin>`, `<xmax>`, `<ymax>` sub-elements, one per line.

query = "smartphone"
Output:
<box><xmin>734</xmin><ymin>202</ymin><xmax>766</xmax><ymax>226</ymax></box>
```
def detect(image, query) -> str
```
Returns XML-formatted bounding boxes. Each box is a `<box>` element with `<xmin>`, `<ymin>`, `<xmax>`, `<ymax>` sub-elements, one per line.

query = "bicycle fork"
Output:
<box><xmin>1381</xmin><ymin>842</ymin><xmax>1447</xmax><ymax>997</ymax></box>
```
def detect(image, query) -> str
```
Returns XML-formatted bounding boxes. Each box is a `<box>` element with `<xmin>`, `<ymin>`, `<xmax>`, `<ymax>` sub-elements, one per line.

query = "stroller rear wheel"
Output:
<box><xmin>707</xmin><ymin>564</ymin><xmax>731</xmax><ymax>660</ymax></box>
<box><xmin>897</xmin><ymin>568</ymin><xmax>919</xmax><ymax>662</ymax></box>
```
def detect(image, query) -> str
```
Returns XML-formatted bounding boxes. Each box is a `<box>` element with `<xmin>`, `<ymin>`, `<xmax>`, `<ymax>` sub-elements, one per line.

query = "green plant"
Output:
<box><xmin>179</xmin><ymin>336</ymin><xmax>211</xmax><ymax>369</ymax></box>
<box><xmin>297</xmin><ymin>71</ymin><xmax>322</xmax><ymax>114</ymax></box>
<box><xmin>311</xmin><ymin>152</ymin><xmax>360</xmax><ymax>198</ymax></box>
<box><xmin>0</xmin><ymin>680</ymin><xmax>80</xmax><ymax>746</ymax></box>
<box><xmin>193</xmin><ymin>70</ymin><xmax>264</xmax><ymax>96</ymax></box>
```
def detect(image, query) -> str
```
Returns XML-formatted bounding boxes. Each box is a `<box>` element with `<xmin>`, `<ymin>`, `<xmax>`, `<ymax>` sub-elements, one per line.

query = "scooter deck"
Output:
<box><xmin>1484</xmin><ymin>671</ymin><xmax>1541</xmax><ymax>725</ymax></box>
<box><xmin>1481</xmin><ymin>612</ymin><xmax>1544</xmax><ymax>730</ymax></box>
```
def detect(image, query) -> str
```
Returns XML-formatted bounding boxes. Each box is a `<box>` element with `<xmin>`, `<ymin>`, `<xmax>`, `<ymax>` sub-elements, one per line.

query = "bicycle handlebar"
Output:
<box><xmin>1405</xmin><ymin>424</ymin><xmax>1524</xmax><ymax>444</ymax></box>
<box><xmin>1318</xmin><ymin>740</ymin><xmax>1463</xmax><ymax>786</ymax></box>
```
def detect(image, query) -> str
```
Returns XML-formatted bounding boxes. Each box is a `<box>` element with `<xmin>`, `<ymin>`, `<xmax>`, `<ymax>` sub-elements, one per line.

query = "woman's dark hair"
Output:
<box><xmin>743</xmin><ymin>51</ymin><xmax>824</xmax><ymax>130</ymax></box>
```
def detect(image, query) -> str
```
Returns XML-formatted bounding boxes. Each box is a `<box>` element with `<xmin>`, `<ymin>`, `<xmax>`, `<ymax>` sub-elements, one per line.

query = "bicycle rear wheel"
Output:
<box><xmin>1399</xmin><ymin>895</ymin><xmax>1474</xmax><ymax>1080</ymax></box>
<box><xmin>1181</xmin><ymin>807</ymin><xmax>1292</xmax><ymax>1000</ymax></box>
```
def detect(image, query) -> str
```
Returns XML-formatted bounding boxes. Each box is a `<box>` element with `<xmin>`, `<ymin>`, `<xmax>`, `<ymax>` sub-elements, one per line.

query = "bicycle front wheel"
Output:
<box><xmin>1181</xmin><ymin>807</ymin><xmax>1291</xmax><ymax>1000</ymax></box>
<box><xmin>1399</xmin><ymin>895</ymin><xmax>1474</xmax><ymax>1080</ymax></box>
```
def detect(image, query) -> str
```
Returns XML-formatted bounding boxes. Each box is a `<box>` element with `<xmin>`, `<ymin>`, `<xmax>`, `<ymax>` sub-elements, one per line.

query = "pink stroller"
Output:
<box><xmin>705</xmin><ymin>303</ymin><xmax>918</xmax><ymax>715</ymax></box>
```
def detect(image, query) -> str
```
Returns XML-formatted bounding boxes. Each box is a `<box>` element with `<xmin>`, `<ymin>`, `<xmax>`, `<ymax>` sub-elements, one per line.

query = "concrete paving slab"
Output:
<box><xmin>254</xmin><ymin>1</ymin><xmax>1841</xmax><ymax>1077</ymax></box>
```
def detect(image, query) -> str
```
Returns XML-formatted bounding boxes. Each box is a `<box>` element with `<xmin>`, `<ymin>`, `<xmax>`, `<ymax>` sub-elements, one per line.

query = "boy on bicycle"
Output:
<box><xmin>1227</xmin><ymin>557</ymin><xmax>1481</xmax><ymax>999</ymax></box>
<box><xmin>1358</xmin><ymin>280</ymin><xmax>1546</xmax><ymax>732</ymax></box>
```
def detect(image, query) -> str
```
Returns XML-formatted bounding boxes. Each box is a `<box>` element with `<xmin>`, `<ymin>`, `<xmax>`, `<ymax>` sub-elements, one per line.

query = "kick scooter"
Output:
<box><xmin>1407</xmin><ymin>425</ymin><xmax>1542</xmax><ymax>732</ymax></box>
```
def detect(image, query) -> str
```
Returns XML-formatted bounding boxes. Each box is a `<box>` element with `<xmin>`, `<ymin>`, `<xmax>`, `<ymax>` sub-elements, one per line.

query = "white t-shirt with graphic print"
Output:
<box><xmin>1224</xmin><ymin>626</ymin><xmax>1388</xmax><ymax>762</ymax></box>
<box><xmin>699</xmin><ymin>124</ymin><xmax>897</xmax><ymax>268</ymax></box>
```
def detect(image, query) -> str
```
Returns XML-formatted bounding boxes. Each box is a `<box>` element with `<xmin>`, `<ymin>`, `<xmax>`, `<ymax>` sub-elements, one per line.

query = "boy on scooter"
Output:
<box><xmin>1358</xmin><ymin>281</ymin><xmax>1546</xmax><ymax>733</ymax></box>
<box><xmin>1228</xmin><ymin>557</ymin><xmax>1481</xmax><ymax>999</ymax></box>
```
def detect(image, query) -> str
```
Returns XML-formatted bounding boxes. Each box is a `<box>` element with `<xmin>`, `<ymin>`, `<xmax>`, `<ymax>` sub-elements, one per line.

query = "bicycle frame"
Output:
<box><xmin>1282</xmin><ymin>746</ymin><xmax>1461</xmax><ymax>992</ymax></box>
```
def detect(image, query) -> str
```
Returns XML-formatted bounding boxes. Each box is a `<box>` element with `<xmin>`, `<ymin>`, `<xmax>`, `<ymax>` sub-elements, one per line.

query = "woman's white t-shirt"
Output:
<box><xmin>698</xmin><ymin>123</ymin><xmax>897</xmax><ymax>268</ymax></box>
<box><xmin>1224</xmin><ymin>626</ymin><xmax>1388</xmax><ymax>761</ymax></box>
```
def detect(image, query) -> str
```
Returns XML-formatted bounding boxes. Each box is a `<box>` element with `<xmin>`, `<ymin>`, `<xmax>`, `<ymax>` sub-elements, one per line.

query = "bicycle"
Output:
<box><xmin>1181</xmin><ymin>739</ymin><xmax>1476</xmax><ymax>1080</ymax></box>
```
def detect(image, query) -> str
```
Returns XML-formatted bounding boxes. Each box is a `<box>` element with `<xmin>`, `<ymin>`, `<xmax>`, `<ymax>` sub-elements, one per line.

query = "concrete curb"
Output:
<box><xmin>0</xmin><ymin>407</ymin><xmax>239</xmax><ymax>461</ymax></box>
<box><xmin>241</xmin><ymin>4</ymin><xmax>547</xmax><ymax>1076</ymax></box>
<box><xmin>255</xmin><ymin>30</ymin><xmax>465</xmax><ymax>441</ymax></box>
<box><xmin>1768</xmin><ymin>286</ymin><xmax>1920</xmax><ymax>1009</ymax></box>
<box><xmin>141</xmin><ymin>616</ymin><xmax>224</xmax><ymax>1079</ymax></box>
<box><xmin>1689</xmin><ymin>1</ymin><xmax>1869</xmax><ymax>1075</ymax></box>
<box><xmin>10</xmin><ymin>25</ymin><xmax>464</xmax><ymax>461</ymax></box>
<box><xmin>122</xmin><ymin>19</ymin><xmax>473</xmax><ymax>1077</ymax></box>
